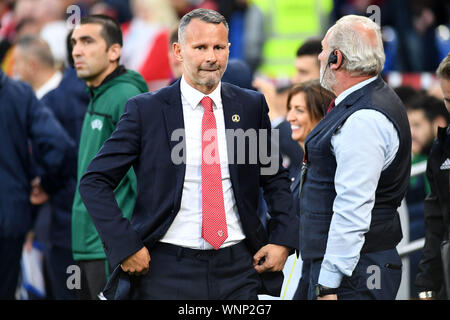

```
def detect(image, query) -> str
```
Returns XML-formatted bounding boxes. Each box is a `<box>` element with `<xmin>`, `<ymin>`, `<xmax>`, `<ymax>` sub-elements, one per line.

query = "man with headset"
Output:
<box><xmin>298</xmin><ymin>15</ymin><xmax>411</xmax><ymax>300</ymax></box>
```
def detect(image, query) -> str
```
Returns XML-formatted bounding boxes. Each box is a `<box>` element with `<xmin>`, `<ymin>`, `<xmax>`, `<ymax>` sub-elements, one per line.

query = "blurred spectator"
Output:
<box><xmin>381</xmin><ymin>0</ymin><xmax>448</xmax><ymax>72</ymax></box>
<box><xmin>120</xmin><ymin>0</ymin><xmax>179</xmax><ymax>90</ymax></box>
<box><xmin>394</xmin><ymin>85</ymin><xmax>421</xmax><ymax>109</ymax></box>
<box><xmin>216</xmin><ymin>0</ymin><xmax>265</xmax><ymax>75</ymax></box>
<box><xmin>1</xmin><ymin>17</ymin><xmax>41</xmax><ymax>75</ymax></box>
<box><xmin>0</xmin><ymin>0</ymin><xmax>14</xmax><ymax>62</ymax></box>
<box><xmin>0</xmin><ymin>68</ymin><xmax>75</xmax><ymax>299</ymax></box>
<box><xmin>292</xmin><ymin>37</ymin><xmax>322</xmax><ymax>85</ymax></box>
<box><xmin>252</xmin><ymin>0</ymin><xmax>332</xmax><ymax>79</ymax></box>
<box><xmin>222</xmin><ymin>58</ymin><xmax>254</xmax><ymax>90</ymax></box>
<box><xmin>13</xmin><ymin>35</ymin><xmax>62</xmax><ymax>98</ymax></box>
<box><xmin>89</xmin><ymin>0</ymin><xmax>133</xmax><ymax>24</ymax></box>
<box><xmin>170</xmin><ymin>0</ymin><xmax>217</xmax><ymax>19</ymax></box>
<box><xmin>37</xmin><ymin>32</ymin><xmax>90</xmax><ymax>300</ymax></box>
<box><xmin>168</xmin><ymin>26</ymin><xmax>182</xmax><ymax>83</ymax></box>
<box><xmin>36</xmin><ymin>0</ymin><xmax>70</xmax><ymax>68</ymax></box>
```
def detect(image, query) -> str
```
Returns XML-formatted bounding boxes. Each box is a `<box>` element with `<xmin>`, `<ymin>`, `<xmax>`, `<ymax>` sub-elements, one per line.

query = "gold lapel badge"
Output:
<box><xmin>232</xmin><ymin>114</ymin><xmax>240</xmax><ymax>122</ymax></box>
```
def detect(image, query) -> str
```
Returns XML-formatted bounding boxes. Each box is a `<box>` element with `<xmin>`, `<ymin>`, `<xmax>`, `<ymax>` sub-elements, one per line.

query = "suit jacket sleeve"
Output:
<box><xmin>28</xmin><ymin>93</ymin><xmax>76</xmax><ymax>194</ymax></box>
<box><xmin>79</xmin><ymin>98</ymin><xmax>144</xmax><ymax>267</ymax></box>
<box><xmin>258</xmin><ymin>95</ymin><xmax>299</xmax><ymax>252</ymax></box>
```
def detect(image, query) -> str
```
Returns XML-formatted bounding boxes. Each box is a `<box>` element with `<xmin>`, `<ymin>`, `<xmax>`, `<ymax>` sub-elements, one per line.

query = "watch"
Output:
<box><xmin>314</xmin><ymin>284</ymin><xmax>338</xmax><ymax>297</ymax></box>
<box><xmin>418</xmin><ymin>291</ymin><xmax>434</xmax><ymax>299</ymax></box>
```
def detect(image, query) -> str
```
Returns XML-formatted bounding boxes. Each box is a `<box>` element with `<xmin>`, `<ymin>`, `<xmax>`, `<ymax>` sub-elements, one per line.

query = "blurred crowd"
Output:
<box><xmin>0</xmin><ymin>0</ymin><xmax>449</xmax><ymax>300</ymax></box>
<box><xmin>1</xmin><ymin>0</ymin><xmax>449</xmax><ymax>83</ymax></box>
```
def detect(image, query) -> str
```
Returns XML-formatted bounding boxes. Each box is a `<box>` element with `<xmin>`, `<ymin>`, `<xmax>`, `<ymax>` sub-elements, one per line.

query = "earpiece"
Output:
<box><xmin>328</xmin><ymin>50</ymin><xmax>338</xmax><ymax>65</ymax></box>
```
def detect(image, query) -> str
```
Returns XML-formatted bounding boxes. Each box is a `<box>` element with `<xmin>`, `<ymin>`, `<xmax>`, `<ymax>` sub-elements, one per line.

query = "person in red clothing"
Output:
<box><xmin>120</xmin><ymin>0</ymin><xmax>178</xmax><ymax>91</ymax></box>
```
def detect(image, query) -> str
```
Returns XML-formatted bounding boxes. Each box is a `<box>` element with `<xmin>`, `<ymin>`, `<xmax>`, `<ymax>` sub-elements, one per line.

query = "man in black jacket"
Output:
<box><xmin>415</xmin><ymin>53</ymin><xmax>450</xmax><ymax>300</ymax></box>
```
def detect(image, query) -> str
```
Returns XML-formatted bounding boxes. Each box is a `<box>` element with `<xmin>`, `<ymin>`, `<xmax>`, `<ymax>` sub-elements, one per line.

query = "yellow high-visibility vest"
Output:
<box><xmin>252</xmin><ymin>0</ymin><xmax>333</xmax><ymax>78</ymax></box>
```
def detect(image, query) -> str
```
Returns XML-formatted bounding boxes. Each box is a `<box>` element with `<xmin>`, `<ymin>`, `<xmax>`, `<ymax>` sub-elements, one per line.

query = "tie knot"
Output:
<box><xmin>201</xmin><ymin>96</ymin><xmax>213</xmax><ymax>113</ymax></box>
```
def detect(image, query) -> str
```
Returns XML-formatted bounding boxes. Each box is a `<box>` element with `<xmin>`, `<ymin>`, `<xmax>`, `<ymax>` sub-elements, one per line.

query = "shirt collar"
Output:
<box><xmin>335</xmin><ymin>75</ymin><xmax>378</xmax><ymax>106</ymax></box>
<box><xmin>180</xmin><ymin>75</ymin><xmax>222</xmax><ymax>110</ymax></box>
<box><xmin>35</xmin><ymin>71</ymin><xmax>62</xmax><ymax>99</ymax></box>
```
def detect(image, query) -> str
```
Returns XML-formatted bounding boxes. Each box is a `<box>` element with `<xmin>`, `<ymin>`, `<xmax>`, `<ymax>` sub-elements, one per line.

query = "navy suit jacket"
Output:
<box><xmin>0</xmin><ymin>71</ymin><xmax>75</xmax><ymax>238</ymax></box>
<box><xmin>79</xmin><ymin>79</ymin><xmax>299</xmax><ymax>296</ymax></box>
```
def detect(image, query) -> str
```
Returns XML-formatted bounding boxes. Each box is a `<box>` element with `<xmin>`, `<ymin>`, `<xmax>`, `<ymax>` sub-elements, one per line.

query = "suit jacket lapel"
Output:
<box><xmin>162</xmin><ymin>80</ymin><xmax>186</xmax><ymax>209</ymax></box>
<box><xmin>221</xmin><ymin>83</ymin><xmax>244</xmax><ymax>202</ymax></box>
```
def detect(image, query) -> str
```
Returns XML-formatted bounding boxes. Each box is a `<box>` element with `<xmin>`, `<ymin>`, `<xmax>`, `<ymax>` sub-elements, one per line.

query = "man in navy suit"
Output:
<box><xmin>79</xmin><ymin>8</ymin><xmax>298</xmax><ymax>299</ymax></box>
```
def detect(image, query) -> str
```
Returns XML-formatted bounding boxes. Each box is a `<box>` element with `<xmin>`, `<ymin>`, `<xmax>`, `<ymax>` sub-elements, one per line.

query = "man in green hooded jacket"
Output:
<box><xmin>70</xmin><ymin>15</ymin><xmax>148</xmax><ymax>300</ymax></box>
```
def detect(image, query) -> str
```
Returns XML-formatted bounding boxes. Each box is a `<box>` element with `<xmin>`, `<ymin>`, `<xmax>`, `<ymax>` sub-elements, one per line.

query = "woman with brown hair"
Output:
<box><xmin>286</xmin><ymin>80</ymin><xmax>335</xmax><ymax>150</ymax></box>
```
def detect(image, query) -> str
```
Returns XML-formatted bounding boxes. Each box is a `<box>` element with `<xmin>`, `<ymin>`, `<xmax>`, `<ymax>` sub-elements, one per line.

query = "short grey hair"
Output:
<box><xmin>326</xmin><ymin>15</ymin><xmax>385</xmax><ymax>76</ymax></box>
<box><xmin>178</xmin><ymin>8</ymin><xmax>229</xmax><ymax>44</ymax></box>
<box><xmin>15</xmin><ymin>36</ymin><xmax>55</xmax><ymax>68</ymax></box>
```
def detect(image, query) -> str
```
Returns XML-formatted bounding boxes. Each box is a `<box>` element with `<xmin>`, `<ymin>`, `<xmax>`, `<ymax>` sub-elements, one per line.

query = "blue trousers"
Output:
<box><xmin>129</xmin><ymin>241</ymin><xmax>261</xmax><ymax>299</ymax></box>
<box><xmin>307</xmin><ymin>248</ymin><xmax>402</xmax><ymax>300</ymax></box>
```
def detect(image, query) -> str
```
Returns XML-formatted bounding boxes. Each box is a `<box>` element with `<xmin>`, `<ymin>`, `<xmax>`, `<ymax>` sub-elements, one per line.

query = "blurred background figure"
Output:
<box><xmin>120</xmin><ymin>0</ymin><xmax>178</xmax><ymax>91</ymax></box>
<box><xmin>12</xmin><ymin>33</ymin><xmax>88</xmax><ymax>300</ymax></box>
<box><xmin>291</xmin><ymin>38</ymin><xmax>322</xmax><ymax>85</ymax></box>
<box><xmin>0</xmin><ymin>67</ymin><xmax>75</xmax><ymax>299</ymax></box>
<box><xmin>216</xmin><ymin>0</ymin><xmax>265</xmax><ymax>76</ymax></box>
<box><xmin>167</xmin><ymin>26</ymin><xmax>182</xmax><ymax>84</ymax></box>
<box><xmin>251</xmin><ymin>0</ymin><xmax>332</xmax><ymax>80</ymax></box>
<box><xmin>13</xmin><ymin>35</ymin><xmax>62</xmax><ymax>98</ymax></box>
<box><xmin>222</xmin><ymin>58</ymin><xmax>254</xmax><ymax>90</ymax></box>
<box><xmin>170</xmin><ymin>0</ymin><xmax>217</xmax><ymax>19</ymax></box>
<box><xmin>286</xmin><ymin>80</ymin><xmax>335</xmax><ymax>300</ymax></box>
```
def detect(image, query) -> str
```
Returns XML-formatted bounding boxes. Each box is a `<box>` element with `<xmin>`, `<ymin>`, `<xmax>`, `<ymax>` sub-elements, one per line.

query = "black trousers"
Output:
<box><xmin>130</xmin><ymin>241</ymin><xmax>261</xmax><ymax>300</ymax></box>
<box><xmin>77</xmin><ymin>259</ymin><xmax>110</xmax><ymax>300</ymax></box>
<box><xmin>44</xmin><ymin>245</ymin><xmax>77</xmax><ymax>300</ymax></box>
<box><xmin>0</xmin><ymin>236</ymin><xmax>24</xmax><ymax>299</ymax></box>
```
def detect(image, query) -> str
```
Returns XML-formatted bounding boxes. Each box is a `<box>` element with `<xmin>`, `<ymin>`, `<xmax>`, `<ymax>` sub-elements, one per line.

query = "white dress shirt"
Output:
<box><xmin>318</xmin><ymin>76</ymin><xmax>401</xmax><ymax>288</ymax></box>
<box><xmin>159</xmin><ymin>76</ymin><xmax>246</xmax><ymax>249</ymax></box>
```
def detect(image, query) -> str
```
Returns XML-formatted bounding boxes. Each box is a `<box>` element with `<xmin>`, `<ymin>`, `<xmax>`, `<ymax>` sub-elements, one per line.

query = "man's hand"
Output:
<box><xmin>30</xmin><ymin>177</ymin><xmax>49</xmax><ymax>205</ymax></box>
<box><xmin>253</xmin><ymin>244</ymin><xmax>290</xmax><ymax>274</ymax></box>
<box><xmin>120</xmin><ymin>246</ymin><xmax>150</xmax><ymax>276</ymax></box>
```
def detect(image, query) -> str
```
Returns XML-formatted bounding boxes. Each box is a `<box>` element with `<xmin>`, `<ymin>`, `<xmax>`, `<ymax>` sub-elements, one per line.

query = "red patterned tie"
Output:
<box><xmin>200</xmin><ymin>96</ymin><xmax>228</xmax><ymax>249</ymax></box>
<box><xmin>326</xmin><ymin>98</ymin><xmax>336</xmax><ymax>114</ymax></box>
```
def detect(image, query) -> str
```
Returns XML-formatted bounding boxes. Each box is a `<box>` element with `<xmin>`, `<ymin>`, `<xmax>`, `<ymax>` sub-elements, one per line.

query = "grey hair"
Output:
<box><xmin>15</xmin><ymin>36</ymin><xmax>55</xmax><ymax>68</ymax></box>
<box><xmin>326</xmin><ymin>15</ymin><xmax>385</xmax><ymax>76</ymax></box>
<box><xmin>178</xmin><ymin>8</ymin><xmax>229</xmax><ymax>44</ymax></box>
